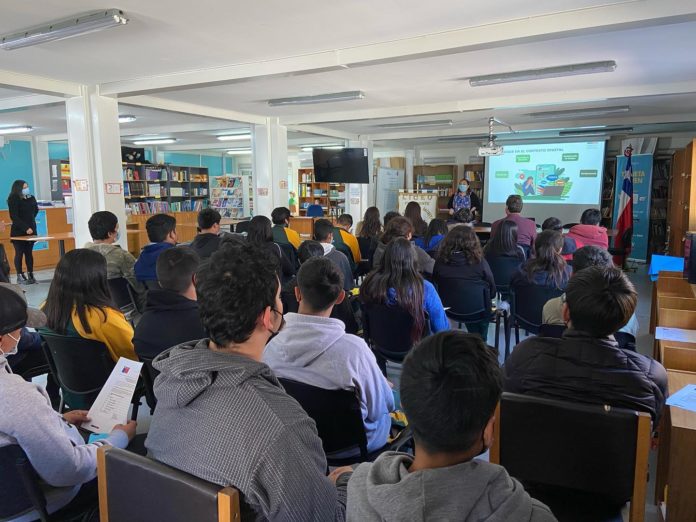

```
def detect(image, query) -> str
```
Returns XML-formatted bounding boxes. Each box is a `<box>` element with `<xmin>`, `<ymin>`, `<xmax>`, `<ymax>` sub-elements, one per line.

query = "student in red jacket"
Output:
<box><xmin>567</xmin><ymin>209</ymin><xmax>608</xmax><ymax>250</ymax></box>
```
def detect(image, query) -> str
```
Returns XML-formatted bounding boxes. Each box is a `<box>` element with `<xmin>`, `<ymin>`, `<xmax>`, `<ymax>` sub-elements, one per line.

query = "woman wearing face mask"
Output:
<box><xmin>0</xmin><ymin>285</ymin><xmax>137</xmax><ymax>522</ymax></box>
<box><xmin>447</xmin><ymin>179</ymin><xmax>481</xmax><ymax>221</ymax></box>
<box><xmin>7</xmin><ymin>179</ymin><xmax>39</xmax><ymax>285</ymax></box>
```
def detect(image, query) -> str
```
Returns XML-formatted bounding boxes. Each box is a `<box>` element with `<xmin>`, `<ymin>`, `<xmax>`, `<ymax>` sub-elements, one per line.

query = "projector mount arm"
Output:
<box><xmin>486</xmin><ymin>117</ymin><xmax>515</xmax><ymax>147</ymax></box>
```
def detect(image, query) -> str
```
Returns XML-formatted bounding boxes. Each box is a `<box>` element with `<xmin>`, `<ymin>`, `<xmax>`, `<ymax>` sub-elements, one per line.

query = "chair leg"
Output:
<box><xmin>504</xmin><ymin>313</ymin><xmax>511</xmax><ymax>361</ymax></box>
<box><xmin>514</xmin><ymin>323</ymin><xmax>520</xmax><ymax>346</ymax></box>
<box><xmin>495</xmin><ymin>313</ymin><xmax>501</xmax><ymax>352</ymax></box>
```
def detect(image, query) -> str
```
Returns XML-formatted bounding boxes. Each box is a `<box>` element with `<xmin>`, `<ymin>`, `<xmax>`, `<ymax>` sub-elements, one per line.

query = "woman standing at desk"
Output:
<box><xmin>447</xmin><ymin>179</ymin><xmax>481</xmax><ymax>219</ymax></box>
<box><xmin>7</xmin><ymin>179</ymin><xmax>38</xmax><ymax>285</ymax></box>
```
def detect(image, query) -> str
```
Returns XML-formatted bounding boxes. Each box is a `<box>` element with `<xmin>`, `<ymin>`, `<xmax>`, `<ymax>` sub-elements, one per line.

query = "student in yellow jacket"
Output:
<box><xmin>334</xmin><ymin>214</ymin><xmax>361</xmax><ymax>264</ymax></box>
<box><xmin>42</xmin><ymin>249</ymin><xmax>137</xmax><ymax>362</ymax></box>
<box><xmin>271</xmin><ymin>207</ymin><xmax>302</xmax><ymax>250</ymax></box>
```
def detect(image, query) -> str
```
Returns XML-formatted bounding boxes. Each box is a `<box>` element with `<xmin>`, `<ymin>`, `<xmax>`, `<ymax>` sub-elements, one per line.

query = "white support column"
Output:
<box><xmin>346</xmin><ymin>139</ymin><xmax>374</xmax><ymax>222</ymax></box>
<box><xmin>252</xmin><ymin>118</ymin><xmax>288</xmax><ymax>217</ymax></box>
<box><xmin>32</xmin><ymin>137</ymin><xmax>51</xmax><ymax>201</ymax></box>
<box><xmin>405</xmin><ymin>150</ymin><xmax>415</xmax><ymax>191</ymax></box>
<box><xmin>65</xmin><ymin>86</ymin><xmax>126</xmax><ymax>249</ymax></box>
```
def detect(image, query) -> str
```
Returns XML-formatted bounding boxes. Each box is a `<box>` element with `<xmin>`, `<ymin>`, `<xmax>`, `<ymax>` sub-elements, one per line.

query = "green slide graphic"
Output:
<box><xmin>513</xmin><ymin>164</ymin><xmax>573</xmax><ymax>201</ymax></box>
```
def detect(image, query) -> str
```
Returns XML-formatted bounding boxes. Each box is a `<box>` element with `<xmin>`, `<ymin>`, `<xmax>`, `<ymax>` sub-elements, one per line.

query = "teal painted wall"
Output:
<box><xmin>225</xmin><ymin>157</ymin><xmax>234</xmax><ymax>173</ymax></box>
<box><xmin>201</xmin><ymin>155</ymin><xmax>223</xmax><ymax>177</ymax></box>
<box><xmin>48</xmin><ymin>141</ymin><xmax>70</xmax><ymax>161</ymax></box>
<box><xmin>163</xmin><ymin>152</ymin><xmax>200</xmax><ymax>166</ymax></box>
<box><xmin>0</xmin><ymin>140</ymin><xmax>34</xmax><ymax>210</ymax></box>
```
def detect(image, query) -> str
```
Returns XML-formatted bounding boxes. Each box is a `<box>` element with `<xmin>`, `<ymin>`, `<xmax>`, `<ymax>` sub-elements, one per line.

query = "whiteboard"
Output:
<box><xmin>397</xmin><ymin>191</ymin><xmax>439</xmax><ymax>223</ymax></box>
<box><xmin>376</xmin><ymin>167</ymin><xmax>405</xmax><ymax>213</ymax></box>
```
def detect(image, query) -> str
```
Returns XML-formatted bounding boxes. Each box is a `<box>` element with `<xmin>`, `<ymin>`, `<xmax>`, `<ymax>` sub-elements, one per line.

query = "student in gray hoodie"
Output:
<box><xmin>146</xmin><ymin>242</ymin><xmax>348</xmax><ymax>521</ymax></box>
<box><xmin>264</xmin><ymin>256</ymin><xmax>394</xmax><ymax>456</ymax></box>
<box><xmin>346</xmin><ymin>331</ymin><xmax>556</xmax><ymax>522</ymax></box>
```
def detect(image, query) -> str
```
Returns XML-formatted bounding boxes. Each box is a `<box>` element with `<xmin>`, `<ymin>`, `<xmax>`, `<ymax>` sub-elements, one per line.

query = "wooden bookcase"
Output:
<box><xmin>600</xmin><ymin>157</ymin><xmax>617</xmax><ymax>229</ymax></box>
<box><xmin>462</xmin><ymin>163</ymin><xmax>485</xmax><ymax>205</ymax></box>
<box><xmin>297</xmin><ymin>168</ymin><xmax>346</xmax><ymax>217</ymax></box>
<box><xmin>413</xmin><ymin>165</ymin><xmax>458</xmax><ymax>219</ymax></box>
<box><xmin>650</xmin><ymin>157</ymin><xmax>670</xmax><ymax>256</ymax></box>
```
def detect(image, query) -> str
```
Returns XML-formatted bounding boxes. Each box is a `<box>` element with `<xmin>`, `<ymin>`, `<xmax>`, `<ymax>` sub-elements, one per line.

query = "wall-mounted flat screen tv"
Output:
<box><xmin>313</xmin><ymin>147</ymin><xmax>369</xmax><ymax>183</ymax></box>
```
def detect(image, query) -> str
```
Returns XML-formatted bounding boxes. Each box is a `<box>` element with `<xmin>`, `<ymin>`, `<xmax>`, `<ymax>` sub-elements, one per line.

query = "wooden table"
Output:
<box><xmin>655</xmin><ymin>370</ymin><xmax>696</xmax><ymax>521</ymax></box>
<box><xmin>12</xmin><ymin>232</ymin><xmax>75</xmax><ymax>258</ymax></box>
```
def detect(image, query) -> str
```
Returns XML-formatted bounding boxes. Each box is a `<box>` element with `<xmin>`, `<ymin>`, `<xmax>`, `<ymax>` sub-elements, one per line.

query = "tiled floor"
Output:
<box><xmin>25</xmin><ymin>265</ymin><xmax>661</xmax><ymax>520</ymax></box>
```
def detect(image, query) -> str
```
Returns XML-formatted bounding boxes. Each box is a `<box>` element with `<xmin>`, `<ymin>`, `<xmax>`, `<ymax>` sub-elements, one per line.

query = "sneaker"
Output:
<box><xmin>16</xmin><ymin>273</ymin><xmax>28</xmax><ymax>285</ymax></box>
<box><xmin>27</xmin><ymin>273</ymin><xmax>37</xmax><ymax>284</ymax></box>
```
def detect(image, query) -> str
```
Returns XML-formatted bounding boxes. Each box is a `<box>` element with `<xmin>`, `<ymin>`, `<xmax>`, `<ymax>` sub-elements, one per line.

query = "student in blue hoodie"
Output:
<box><xmin>264</xmin><ymin>256</ymin><xmax>394</xmax><ymax>457</ymax></box>
<box><xmin>134</xmin><ymin>213</ymin><xmax>177</xmax><ymax>283</ymax></box>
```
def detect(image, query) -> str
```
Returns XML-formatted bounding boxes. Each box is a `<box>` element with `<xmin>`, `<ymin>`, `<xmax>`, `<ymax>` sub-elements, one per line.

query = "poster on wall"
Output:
<box><xmin>376</xmin><ymin>168</ymin><xmax>405</xmax><ymax>213</ymax></box>
<box><xmin>34</xmin><ymin>210</ymin><xmax>48</xmax><ymax>251</ymax></box>
<box><xmin>613</xmin><ymin>153</ymin><xmax>653</xmax><ymax>262</ymax></box>
<box><xmin>397</xmin><ymin>191</ymin><xmax>438</xmax><ymax>223</ymax></box>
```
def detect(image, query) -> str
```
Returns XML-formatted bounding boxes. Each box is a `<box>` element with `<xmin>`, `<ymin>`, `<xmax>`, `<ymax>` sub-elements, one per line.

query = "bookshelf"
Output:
<box><xmin>462</xmin><ymin>163</ymin><xmax>484</xmax><ymax>204</ymax></box>
<box><xmin>209</xmin><ymin>174</ymin><xmax>252</xmax><ymax>218</ymax></box>
<box><xmin>413</xmin><ymin>165</ymin><xmax>458</xmax><ymax>219</ymax></box>
<box><xmin>600</xmin><ymin>157</ymin><xmax>617</xmax><ymax>229</ymax></box>
<box><xmin>649</xmin><ymin>157</ymin><xmax>670</xmax><ymax>256</ymax></box>
<box><xmin>297</xmin><ymin>168</ymin><xmax>346</xmax><ymax>217</ymax></box>
<box><xmin>123</xmin><ymin>163</ymin><xmax>209</xmax><ymax>215</ymax></box>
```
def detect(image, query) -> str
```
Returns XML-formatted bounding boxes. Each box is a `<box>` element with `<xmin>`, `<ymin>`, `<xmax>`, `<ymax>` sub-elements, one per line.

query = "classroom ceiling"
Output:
<box><xmin>1</xmin><ymin>1</ymin><xmax>695</xmax><ymax>148</ymax></box>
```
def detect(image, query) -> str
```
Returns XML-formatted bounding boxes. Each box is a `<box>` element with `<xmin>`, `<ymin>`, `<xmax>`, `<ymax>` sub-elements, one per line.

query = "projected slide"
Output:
<box><xmin>486</xmin><ymin>142</ymin><xmax>605</xmax><ymax>204</ymax></box>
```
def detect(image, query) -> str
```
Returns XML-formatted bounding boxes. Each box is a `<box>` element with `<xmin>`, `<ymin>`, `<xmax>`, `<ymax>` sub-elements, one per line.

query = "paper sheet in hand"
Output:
<box><xmin>84</xmin><ymin>358</ymin><xmax>143</xmax><ymax>434</ymax></box>
<box><xmin>665</xmin><ymin>384</ymin><xmax>696</xmax><ymax>414</ymax></box>
<box><xmin>655</xmin><ymin>327</ymin><xmax>696</xmax><ymax>343</ymax></box>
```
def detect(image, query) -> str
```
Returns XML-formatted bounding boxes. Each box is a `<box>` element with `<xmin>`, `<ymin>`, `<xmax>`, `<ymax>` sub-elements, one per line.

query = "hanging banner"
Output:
<box><xmin>398</xmin><ymin>191</ymin><xmax>438</xmax><ymax>223</ymax></box>
<box><xmin>613</xmin><ymin>153</ymin><xmax>652</xmax><ymax>262</ymax></box>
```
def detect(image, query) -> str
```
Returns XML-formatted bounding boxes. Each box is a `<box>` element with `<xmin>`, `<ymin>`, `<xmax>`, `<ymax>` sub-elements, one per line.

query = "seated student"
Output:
<box><xmin>567</xmin><ymin>208</ymin><xmax>609</xmax><ymax>250</ymax></box>
<box><xmin>541</xmin><ymin>217</ymin><xmax>578</xmax><ymax>260</ymax></box>
<box><xmin>490</xmin><ymin>195</ymin><xmax>537</xmax><ymax>256</ymax></box>
<box><xmin>271</xmin><ymin>206</ymin><xmax>302</xmax><ymax>250</ymax></box>
<box><xmin>505</xmin><ymin>266</ymin><xmax>667</xmax><ymax>422</ymax></box>
<box><xmin>433</xmin><ymin>226</ymin><xmax>496</xmax><ymax>341</ymax></box>
<box><xmin>84</xmin><ymin>210</ymin><xmax>147</xmax><ymax>305</ymax></box>
<box><xmin>373</xmin><ymin>216</ymin><xmax>435</xmax><ymax>275</ymax></box>
<box><xmin>146</xmin><ymin>242</ymin><xmax>349</xmax><ymax>521</ymax></box>
<box><xmin>315</xmin><ymin>218</ymin><xmax>354</xmax><ymax>291</ymax></box>
<box><xmin>133</xmin><ymin>247</ymin><xmax>206</xmax><ymax>360</ymax></box>
<box><xmin>404</xmin><ymin>201</ymin><xmax>428</xmax><ymax>238</ymax></box>
<box><xmin>382</xmin><ymin>210</ymin><xmax>400</xmax><ymax>228</ymax></box>
<box><xmin>511</xmin><ymin>230</ymin><xmax>572</xmax><ymax>292</ymax></box>
<box><xmin>189</xmin><ymin>208</ymin><xmax>223</xmax><ymax>259</ymax></box>
<box><xmin>264</xmin><ymin>257</ymin><xmax>394</xmax><ymax>456</ymax></box>
<box><xmin>415</xmin><ymin>218</ymin><xmax>448</xmax><ymax>254</ymax></box>
<box><xmin>484</xmin><ymin>219</ymin><xmax>526</xmax><ymax>262</ymax></box>
<box><xmin>247</xmin><ymin>215</ymin><xmax>295</xmax><ymax>283</ymax></box>
<box><xmin>361</xmin><ymin>238</ymin><xmax>449</xmax><ymax>339</ymax></box>
<box><xmin>347</xmin><ymin>331</ymin><xmax>556</xmax><ymax>521</ymax></box>
<box><xmin>356</xmin><ymin>206</ymin><xmax>382</xmax><ymax>240</ymax></box>
<box><xmin>542</xmin><ymin>246</ymin><xmax>639</xmax><ymax>338</ymax></box>
<box><xmin>281</xmin><ymin>240</ymin><xmax>360</xmax><ymax>335</ymax></box>
<box><xmin>134</xmin><ymin>213</ymin><xmax>177</xmax><ymax>282</ymax></box>
<box><xmin>0</xmin><ymin>285</ymin><xmax>137</xmax><ymax>522</ymax></box>
<box><xmin>43</xmin><ymin>249</ymin><xmax>137</xmax><ymax>362</ymax></box>
<box><xmin>333</xmin><ymin>213</ymin><xmax>361</xmax><ymax>265</ymax></box>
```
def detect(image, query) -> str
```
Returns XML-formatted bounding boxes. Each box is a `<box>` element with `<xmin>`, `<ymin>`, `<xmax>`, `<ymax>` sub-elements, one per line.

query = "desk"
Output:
<box><xmin>655</xmin><ymin>370</ymin><xmax>696</xmax><ymax>521</ymax></box>
<box><xmin>12</xmin><ymin>232</ymin><xmax>74</xmax><ymax>258</ymax></box>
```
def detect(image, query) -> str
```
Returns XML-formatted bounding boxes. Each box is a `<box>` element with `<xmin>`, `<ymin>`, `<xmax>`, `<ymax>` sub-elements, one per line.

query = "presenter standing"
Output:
<box><xmin>7</xmin><ymin>179</ymin><xmax>38</xmax><ymax>284</ymax></box>
<box><xmin>447</xmin><ymin>179</ymin><xmax>481</xmax><ymax>218</ymax></box>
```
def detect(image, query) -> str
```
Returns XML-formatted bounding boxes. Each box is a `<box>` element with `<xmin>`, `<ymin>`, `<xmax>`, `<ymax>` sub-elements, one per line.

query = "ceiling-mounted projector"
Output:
<box><xmin>478</xmin><ymin>145</ymin><xmax>504</xmax><ymax>156</ymax></box>
<box><xmin>478</xmin><ymin>117</ymin><xmax>513</xmax><ymax>157</ymax></box>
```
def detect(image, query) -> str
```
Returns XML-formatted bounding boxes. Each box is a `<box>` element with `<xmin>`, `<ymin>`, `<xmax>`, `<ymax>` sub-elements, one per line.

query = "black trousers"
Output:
<box><xmin>11</xmin><ymin>239</ymin><xmax>34</xmax><ymax>274</ymax></box>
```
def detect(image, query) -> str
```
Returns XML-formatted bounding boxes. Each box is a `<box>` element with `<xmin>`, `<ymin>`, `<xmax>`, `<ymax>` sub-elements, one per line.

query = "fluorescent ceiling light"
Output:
<box><xmin>468</xmin><ymin>61</ymin><xmax>617</xmax><ymax>87</ymax></box>
<box><xmin>1</xmin><ymin>9</ymin><xmax>129</xmax><ymax>51</ymax></box>
<box><xmin>268</xmin><ymin>91</ymin><xmax>364</xmax><ymax>107</ymax></box>
<box><xmin>0</xmin><ymin>126</ymin><xmax>33</xmax><ymax>135</ymax></box>
<box><xmin>528</xmin><ymin>105</ymin><xmax>630</xmax><ymax>120</ymax></box>
<box><xmin>300</xmin><ymin>145</ymin><xmax>343</xmax><ymax>152</ymax></box>
<box><xmin>226</xmin><ymin>149</ymin><xmax>252</xmax><ymax>155</ymax></box>
<box><xmin>217</xmin><ymin>133</ymin><xmax>251</xmax><ymax>141</ymax></box>
<box><xmin>377</xmin><ymin>120</ymin><xmax>453</xmax><ymax>129</ymax></box>
<box><xmin>132</xmin><ymin>138</ymin><xmax>176</xmax><ymax>145</ymax></box>
<box><xmin>118</xmin><ymin>115</ymin><xmax>137</xmax><ymax>124</ymax></box>
<box><xmin>559</xmin><ymin>126</ymin><xmax>632</xmax><ymax>137</ymax></box>
<box><xmin>437</xmin><ymin>135</ymin><xmax>491</xmax><ymax>143</ymax></box>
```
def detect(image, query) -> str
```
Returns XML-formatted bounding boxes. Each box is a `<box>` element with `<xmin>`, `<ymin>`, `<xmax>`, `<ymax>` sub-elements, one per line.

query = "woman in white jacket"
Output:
<box><xmin>0</xmin><ymin>285</ymin><xmax>136</xmax><ymax>522</ymax></box>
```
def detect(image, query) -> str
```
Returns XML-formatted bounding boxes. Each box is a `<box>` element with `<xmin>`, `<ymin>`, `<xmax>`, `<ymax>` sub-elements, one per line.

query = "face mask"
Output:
<box><xmin>115</xmin><ymin>230</ymin><xmax>121</xmax><ymax>242</ymax></box>
<box><xmin>21</xmin><ymin>188</ymin><xmax>30</xmax><ymax>196</ymax></box>
<box><xmin>267</xmin><ymin>308</ymin><xmax>286</xmax><ymax>342</ymax></box>
<box><xmin>458</xmin><ymin>184</ymin><xmax>469</xmax><ymax>192</ymax></box>
<box><xmin>1</xmin><ymin>332</ymin><xmax>21</xmax><ymax>358</ymax></box>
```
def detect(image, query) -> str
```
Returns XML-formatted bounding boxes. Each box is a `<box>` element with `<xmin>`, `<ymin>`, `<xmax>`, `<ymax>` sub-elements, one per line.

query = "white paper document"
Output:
<box><xmin>655</xmin><ymin>327</ymin><xmax>696</xmax><ymax>343</ymax></box>
<box><xmin>84</xmin><ymin>357</ymin><xmax>143</xmax><ymax>434</ymax></box>
<box><xmin>665</xmin><ymin>384</ymin><xmax>696</xmax><ymax>414</ymax></box>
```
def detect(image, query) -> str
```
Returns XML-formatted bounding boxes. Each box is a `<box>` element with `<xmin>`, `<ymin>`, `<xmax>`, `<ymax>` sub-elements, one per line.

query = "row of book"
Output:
<box><xmin>126</xmin><ymin>199</ymin><xmax>207</xmax><ymax>215</ymax></box>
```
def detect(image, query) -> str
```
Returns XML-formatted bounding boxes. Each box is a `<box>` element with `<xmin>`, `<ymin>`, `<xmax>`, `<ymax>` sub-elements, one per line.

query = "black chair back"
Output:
<box><xmin>41</xmin><ymin>331</ymin><xmax>115</xmax><ymax>410</ymax></box>
<box><xmin>98</xmin><ymin>446</ymin><xmax>241</xmax><ymax>522</ymax></box>
<box><xmin>435</xmin><ymin>279</ymin><xmax>491</xmax><ymax>324</ymax></box>
<box><xmin>493</xmin><ymin>393</ymin><xmax>651</xmax><ymax>514</ymax></box>
<box><xmin>139</xmin><ymin>355</ymin><xmax>160</xmax><ymax>413</ymax></box>
<box><xmin>234</xmin><ymin>220</ymin><xmax>250</xmax><ymax>234</ymax></box>
<box><xmin>510</xmin><ymin>284</ymin><xmax>564</xmax><ymax>335</ymax></box>
<box><xmin>362</xmin><ymin>302</ymin><xmax>417</xmax><ymax>362</ymax></box>
<box><xmin>0</xmin><ymin>444</ymin><xmax>49</xmax><ymax>522</ymax></box>
<box><xmin>278</xmin><ymin>378</ymin><xmax>368</xmax><ymax>459</ymax></box>
<box><xmin>486</xmin><ymin>255</ymin><xmax>523</xmax><ymax>299</ymax></box>
<box><xmin>108</xmin><ymin>277</ymin><xmax>137</xmax><ymax>316</ymax></box>
<box><xmin>276</xmin><ymin>241</ymin><xmax>300</xmax><ymax>271</ymax></box>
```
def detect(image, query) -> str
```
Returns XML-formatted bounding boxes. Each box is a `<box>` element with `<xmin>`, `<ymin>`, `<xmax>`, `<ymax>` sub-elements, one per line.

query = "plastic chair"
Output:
<box><xmin>508</xmin><ymin>284</ymin><xmax>564</xmax><ymax>358</ymax></box>
<box><xmin>98</xmin><ymin>446</ymin><xmax>241</xmax><ymax>522</ymax></box>
<box><xmin>41</xmin><ymin>332</ymin><xmax>141</xmax><ymax>419</ymax></box>
<box><xmin>362</xmin><ymin>303</ymin><xmax>419</xmax><ymax>370</ymax></box>
<box><xmin>434</xmin><ymin>279</ymin><xmax>500</xmax><ymax>345</ymax></box>
<box><xmin>0</xmin><ymin>444</ymin><xmax>49</xmax><ymax>522</ymax></box>
<box><xmin>491</xmin><ymin>393</ymin><xmax>651</xmax><ymax>522</ymax></box>
<box><xmin>232</xmin><ymin>219</ymin><xmax>250</xmax><ymax>234</ymax></box>
<box><xmin>108</xmin><ymin>277</ymin><xmax>138</xmax><ymax>319</ymax></box>
<box><xmin>486</xmin><ymin>255</ymin><xmax>523</xmax><ymax>301</ymax></box>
